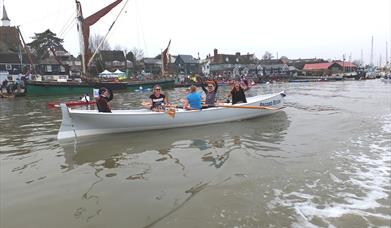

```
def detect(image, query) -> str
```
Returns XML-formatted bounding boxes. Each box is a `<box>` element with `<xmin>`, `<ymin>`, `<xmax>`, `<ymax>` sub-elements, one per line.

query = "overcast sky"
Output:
<box><xmin>2</xmin><ymin>0</ymin><xmax>391</xmax><ymax>65</ymax></box>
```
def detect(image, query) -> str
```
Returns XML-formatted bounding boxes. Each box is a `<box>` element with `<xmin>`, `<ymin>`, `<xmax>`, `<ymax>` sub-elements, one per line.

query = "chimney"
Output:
<box><xmin>236</xmin><ymin>52</ymin><xmax>240</xmax><ymax>56</ymax></box>
<box><xmin>214</xmin><ymin>48</ymin><xmax>218</xmax><ymax>56</ymax></box>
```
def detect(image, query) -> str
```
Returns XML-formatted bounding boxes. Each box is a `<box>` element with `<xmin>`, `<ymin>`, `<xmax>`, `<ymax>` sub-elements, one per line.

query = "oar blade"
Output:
<box><xmin>166</xmin><ymin>108</ymin><xmax>176</xmax><ymax>119</ymax></box>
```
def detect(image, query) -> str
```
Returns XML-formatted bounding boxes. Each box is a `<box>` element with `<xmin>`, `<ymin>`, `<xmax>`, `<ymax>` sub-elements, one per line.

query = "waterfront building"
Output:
<box><xmin>142</xmin><ymin>58</ymin><xmax>162</xmax><ymax>75</ymax></box>
<box><xmin>303</xmin><ymin>61</ymin><xmax>357</xmax><ymax>76</ymax></box>
<box><xmin>258</xmin><ymin>59</ymin><xmax>290</xmax><ymax>76</ymax></box>
<box><xmin>174</xmin><ymin>54</ymin><xmax>199</xmax><ymax>74</ymax></box>
<box><xmin>208</xmin><ymin>48</ymin><xmax>257</xmax><ymax>78</ymax></box>
<box><xmin>97</xmin><ymin>50</ymin><xmax>131</xmax><ymax>74</ymax></box>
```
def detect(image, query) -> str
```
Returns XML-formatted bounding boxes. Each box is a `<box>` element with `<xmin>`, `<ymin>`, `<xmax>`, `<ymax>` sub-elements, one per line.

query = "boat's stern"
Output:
<box><xmin>57</xmin><ymin>104</ymin><xmax>76</xmax><ymax>140</ymax></box>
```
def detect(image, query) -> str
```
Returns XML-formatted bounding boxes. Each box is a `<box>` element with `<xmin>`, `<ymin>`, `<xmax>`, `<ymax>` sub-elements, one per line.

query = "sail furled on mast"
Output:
<box><xmin>162</xmin><ymin>39</ymin><xmax>171</xmax><ymax>73</ymax></box>
<box><xmin>75</xmin><ymin>0</ymin><xmax>122</xmax><ymax>74</ymax></box>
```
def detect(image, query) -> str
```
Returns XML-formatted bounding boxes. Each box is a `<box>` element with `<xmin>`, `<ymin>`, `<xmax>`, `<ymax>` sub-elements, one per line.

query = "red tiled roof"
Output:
<box><xmin>303</xmin><ymin>61</ymin><xmax>357</xmax><ymax>71</ymax></box>
<box><xmin>303</xmin><ymin>62</ymin><xmax>333</xmax><ymax>70</ymax></box>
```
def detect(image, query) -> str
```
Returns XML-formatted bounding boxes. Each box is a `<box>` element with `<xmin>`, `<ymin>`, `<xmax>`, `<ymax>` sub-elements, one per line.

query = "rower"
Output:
<box><xmin>201</xmin><ymin>79</ymin><xmax>218</xmax><ymax>107</ymax></box>
<box><xmin>228</xmin><ymin>81</ymin><xmax>249</xmax><ymax>104</ymax></box>
<box><xmin>149</xmin><ymin>85</ymin><xmax>168</xmax><ymax>112</ymax></box>
<box><xmin>183</xmin><ymin>85</ymin><xmax>202</xmax><ymax>110</ymax></box>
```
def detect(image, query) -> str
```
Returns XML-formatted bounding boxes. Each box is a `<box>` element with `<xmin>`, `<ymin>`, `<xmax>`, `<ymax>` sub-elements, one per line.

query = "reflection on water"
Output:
<box><xmin>60</xmin><ymin>111</ymin><xmax>289</xmax><ymax>169</ymax></box>
<box><xmin>56</xmin><ymin>112</ymin><xmax>290</xmax><ymax>226</ymax></box>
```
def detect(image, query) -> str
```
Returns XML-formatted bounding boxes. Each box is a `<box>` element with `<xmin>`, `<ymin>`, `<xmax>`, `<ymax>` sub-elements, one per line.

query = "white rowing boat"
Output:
<box><xmin>58</xmin><ymin>91</ymin><xmax>286</xmax><ymax>140</ymax></box>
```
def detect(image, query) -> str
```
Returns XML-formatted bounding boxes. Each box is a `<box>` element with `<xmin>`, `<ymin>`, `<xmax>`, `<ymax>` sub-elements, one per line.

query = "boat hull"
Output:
<box><xmin>26</xmin><ymin>81</ymin><xmax>128</xmax><ymax>96</ymax></box>
<box><xmin>26</xmin><ymin>79</ymin><xmax>175</xmax><ymax>96</ymax></box>
<box><xmin>58</xmin><ymin>91</ymin><xmax>286</xmax><ymax>140</ymax></box>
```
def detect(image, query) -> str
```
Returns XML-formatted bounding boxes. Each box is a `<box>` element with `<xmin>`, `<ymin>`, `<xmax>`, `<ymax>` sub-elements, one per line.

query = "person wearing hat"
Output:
<box><xmin>96</xmin><ymin>87</ymin><xmax>113</xmax><ymax>112</ymax></box>
<box><xmin>201</xmin><ymin>79</ymin><xmax>218</xmax><ymax>107</ymax></box>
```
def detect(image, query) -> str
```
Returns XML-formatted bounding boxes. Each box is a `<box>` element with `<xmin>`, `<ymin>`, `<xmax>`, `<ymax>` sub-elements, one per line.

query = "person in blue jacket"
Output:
<box><xmin>184</xmin><ymin>85</ymin><xmax>202</xmax><ymax>110</ymax></box>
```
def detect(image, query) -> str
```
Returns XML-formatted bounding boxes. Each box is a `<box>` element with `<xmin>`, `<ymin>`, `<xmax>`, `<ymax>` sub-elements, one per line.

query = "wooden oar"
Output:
<box><xmin>214</xmin><ymin>104</ymin><xmax>278</xmax><ymax>111</ymax></box>
<box><xmin>142</xmin><ymin>102</ymin><xmax>176</xmax><ymax>118</ymax></box>
<box><xmin>165</xmin><ymin>108</ymin><xmax>176</xmax><ymax>118</ymax></box>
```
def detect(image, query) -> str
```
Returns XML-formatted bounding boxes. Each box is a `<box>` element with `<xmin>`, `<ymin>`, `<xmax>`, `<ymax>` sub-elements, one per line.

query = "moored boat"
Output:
<box><xmin>26</xmin><ymin>80</ymin><xmax>128</xmax><ymax>96</ymax></box>
<box><xmin>26</xmin><ymin>79</ymin><xmax>175</xmax><ymax>96</ymax></box>
<box><xmin>58</xmin><ymin>91</ymin><xmax>286</xmax><ymax>140</ymax></box>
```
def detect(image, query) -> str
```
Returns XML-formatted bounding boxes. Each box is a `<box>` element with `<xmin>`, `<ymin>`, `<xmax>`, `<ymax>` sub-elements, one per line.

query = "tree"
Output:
<box><xmin>131</xmin><ymin>47</ymin><xmax>144</xmax><ymax>60</ymax></box>
<box><xmin>28</xmin><ymin>29</ymin><xmax>68</xmax><ymax>69</ymax></box>
<box><xmin>262</xmin><ymin>51</ymin><xmax>274</xmax><ymax>60</ymax></box>
<box><xmin>126</xmin><ymin>51</ymin><xmax>135</xmax><ymax>62</ymax></box>
<box><xmin>28</xmin><ymin>29</ymin><xmax>64</xmax><ymax>59</ymax></box>
<box><xmin>89</xmin><ymin>33</ymin><xmax>111</xmax><ymax>52</ymax></box>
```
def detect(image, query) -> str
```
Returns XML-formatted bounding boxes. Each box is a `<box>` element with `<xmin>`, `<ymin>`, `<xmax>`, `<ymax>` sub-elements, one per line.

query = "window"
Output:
<box><xmin>60</xmin><ymin>66</ymin><xmax>65</xmax><ymax>72</ymax></box>
<box><xmin>5</xmin><ymin>64</ymin><xmax>12</xmax><ymax>70</ymax></box>
<box><xmin>46</xmin><ymin>65</ymin><xmax>52</xmax><ymax>72</ymax></box>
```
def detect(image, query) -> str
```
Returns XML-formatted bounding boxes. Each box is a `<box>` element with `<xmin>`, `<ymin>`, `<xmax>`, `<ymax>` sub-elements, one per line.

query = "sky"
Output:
<box><xmin>2</xmin><ymin>0</ymin><xmax>391</xmax><ymax>65</ymax></box>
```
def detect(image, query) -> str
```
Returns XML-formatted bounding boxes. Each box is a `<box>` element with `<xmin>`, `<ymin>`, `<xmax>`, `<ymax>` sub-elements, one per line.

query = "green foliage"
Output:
<box><xmin>28</xmin><ymin>29</ymin><xmax>64</xmax><ymax>59</ymax></box>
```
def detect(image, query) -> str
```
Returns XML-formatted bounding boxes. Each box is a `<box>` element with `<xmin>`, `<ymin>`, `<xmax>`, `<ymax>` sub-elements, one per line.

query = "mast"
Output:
<box><xmin>75</xmin><ymin>0</ymin><xmax>123</xmax><ymax>77</ymax></box>
<box><xmin>370</xmin><ymin>36</ymin><xmax>374</xmax><ymax>66</ymax></box>
<box><xmin>17</xmin><ymin>26</ymin><xmax>36</xmax><ymax>75</ymax></box>
<box><xmin>386</xmin><ymin>41</ymin><xmax>389</xmax><ymax>66</ymax></box>
<box><xmin>75</xmin><ymin>0</ymin><xmax>86</xmax><ymax>77</ymax></box>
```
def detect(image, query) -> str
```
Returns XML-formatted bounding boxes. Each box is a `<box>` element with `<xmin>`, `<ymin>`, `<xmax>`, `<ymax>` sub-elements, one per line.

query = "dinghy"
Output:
<box><xmin>57</xmin><ymin>91</ymin><xmax>286</xmax><ymax>140</ymax></box>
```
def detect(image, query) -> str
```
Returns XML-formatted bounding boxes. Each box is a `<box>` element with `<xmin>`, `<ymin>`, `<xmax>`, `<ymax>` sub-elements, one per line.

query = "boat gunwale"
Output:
<box><xmin>67</xmin><ymin>92</ymin><xmax>283</xmax><ymax>115</ymax></box>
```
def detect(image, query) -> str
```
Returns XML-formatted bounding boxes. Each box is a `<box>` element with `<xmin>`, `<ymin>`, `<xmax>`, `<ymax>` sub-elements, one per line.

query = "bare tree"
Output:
<box><xmin>131</xmin><ymin>47</ymin><xmax>144</xmax><ymax>60</ymax></box>
<box><xmin>262</xmin><ymin>51</ymin><xmax>274</xmax><ymax>60</ymax></box>
<box><xmin>89</xmin><ymin>33</ymin><xmax>111</xmax><ymax>52</ymax></box>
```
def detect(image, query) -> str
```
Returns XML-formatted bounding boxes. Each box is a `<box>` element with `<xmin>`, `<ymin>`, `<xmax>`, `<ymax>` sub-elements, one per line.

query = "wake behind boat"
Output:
<box><xmin>57</xmin><ymin>91</ymin><xmax>286</xmax><ymax>140</ymax></box>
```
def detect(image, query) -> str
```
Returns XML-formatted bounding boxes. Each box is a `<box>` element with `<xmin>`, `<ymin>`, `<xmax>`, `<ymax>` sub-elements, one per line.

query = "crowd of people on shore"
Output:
<box><xmin>0</xmin><ymin>78</ymin><xmax>26</xmax><ymax>97</ymax></box>
<box><xmin>96</xmin><ymin>79</ymin><xmax>251</xmax><ymax>113</ymax></box>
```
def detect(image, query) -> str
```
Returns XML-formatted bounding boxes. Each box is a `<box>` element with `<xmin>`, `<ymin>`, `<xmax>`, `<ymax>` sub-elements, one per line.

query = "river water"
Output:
<box><xmin>0</xmin><ymin>80</ymin><xmax>390</xmax><ymax>228</ymax></box>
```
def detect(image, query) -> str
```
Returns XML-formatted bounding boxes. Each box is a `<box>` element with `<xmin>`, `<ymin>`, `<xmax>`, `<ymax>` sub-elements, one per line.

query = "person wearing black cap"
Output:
<box><xmin>96</xmin><ymin>87</ymin><xmax>113</xmax><ymax>112</ymax></box>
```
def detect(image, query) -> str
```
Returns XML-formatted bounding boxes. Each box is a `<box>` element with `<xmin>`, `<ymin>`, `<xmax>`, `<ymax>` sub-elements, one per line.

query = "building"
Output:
<box><xmin>208</xmin><ymin>49</ymin><xmax>257</xmax><ymax>78</ymax></box>
<box><xmin>0</xmin><ymin>53</ymin><xmax>30</xmax><ymax>73</ymax></box>
<box><xmin>258</xmin><ymin>59</ymin><xmax>290</xmax><ymax>76</ymax></box>
<box><xmin>36</xmin><ymin>56</ymin><xmax>70</xmax><ymax>81</ymax></box>
<box><xmin>0</xmin><ymin>3</ymin><xmax>31</xmax><ymax>81</ymax></box>
<box><xmin>97</xmin><ymin>50</ymin><xmax>131</xmax><ymax>73</ymax></box>
<box><xmin>288</xmin><ymin>58</ymin><xmax>327</xmax><ymax>70</ymax></box>
<box><xmin>0</xmin><ymin>4</ymin><xmax>21</xmax><ymax>53</ymax></box>
<box><xmin>174</xmin><ymin>54</ymin><xmax>199</xmax><ymax>74</ymax></box>
<box><xmin>303</xmin><ymin>61</ymin><xmax>357</xmax><ymax>76</ymax></box>
<box><xmin>142</xmin><ymin>58</ymin><xmax>162</xmax><ymax>75</ymax></box>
